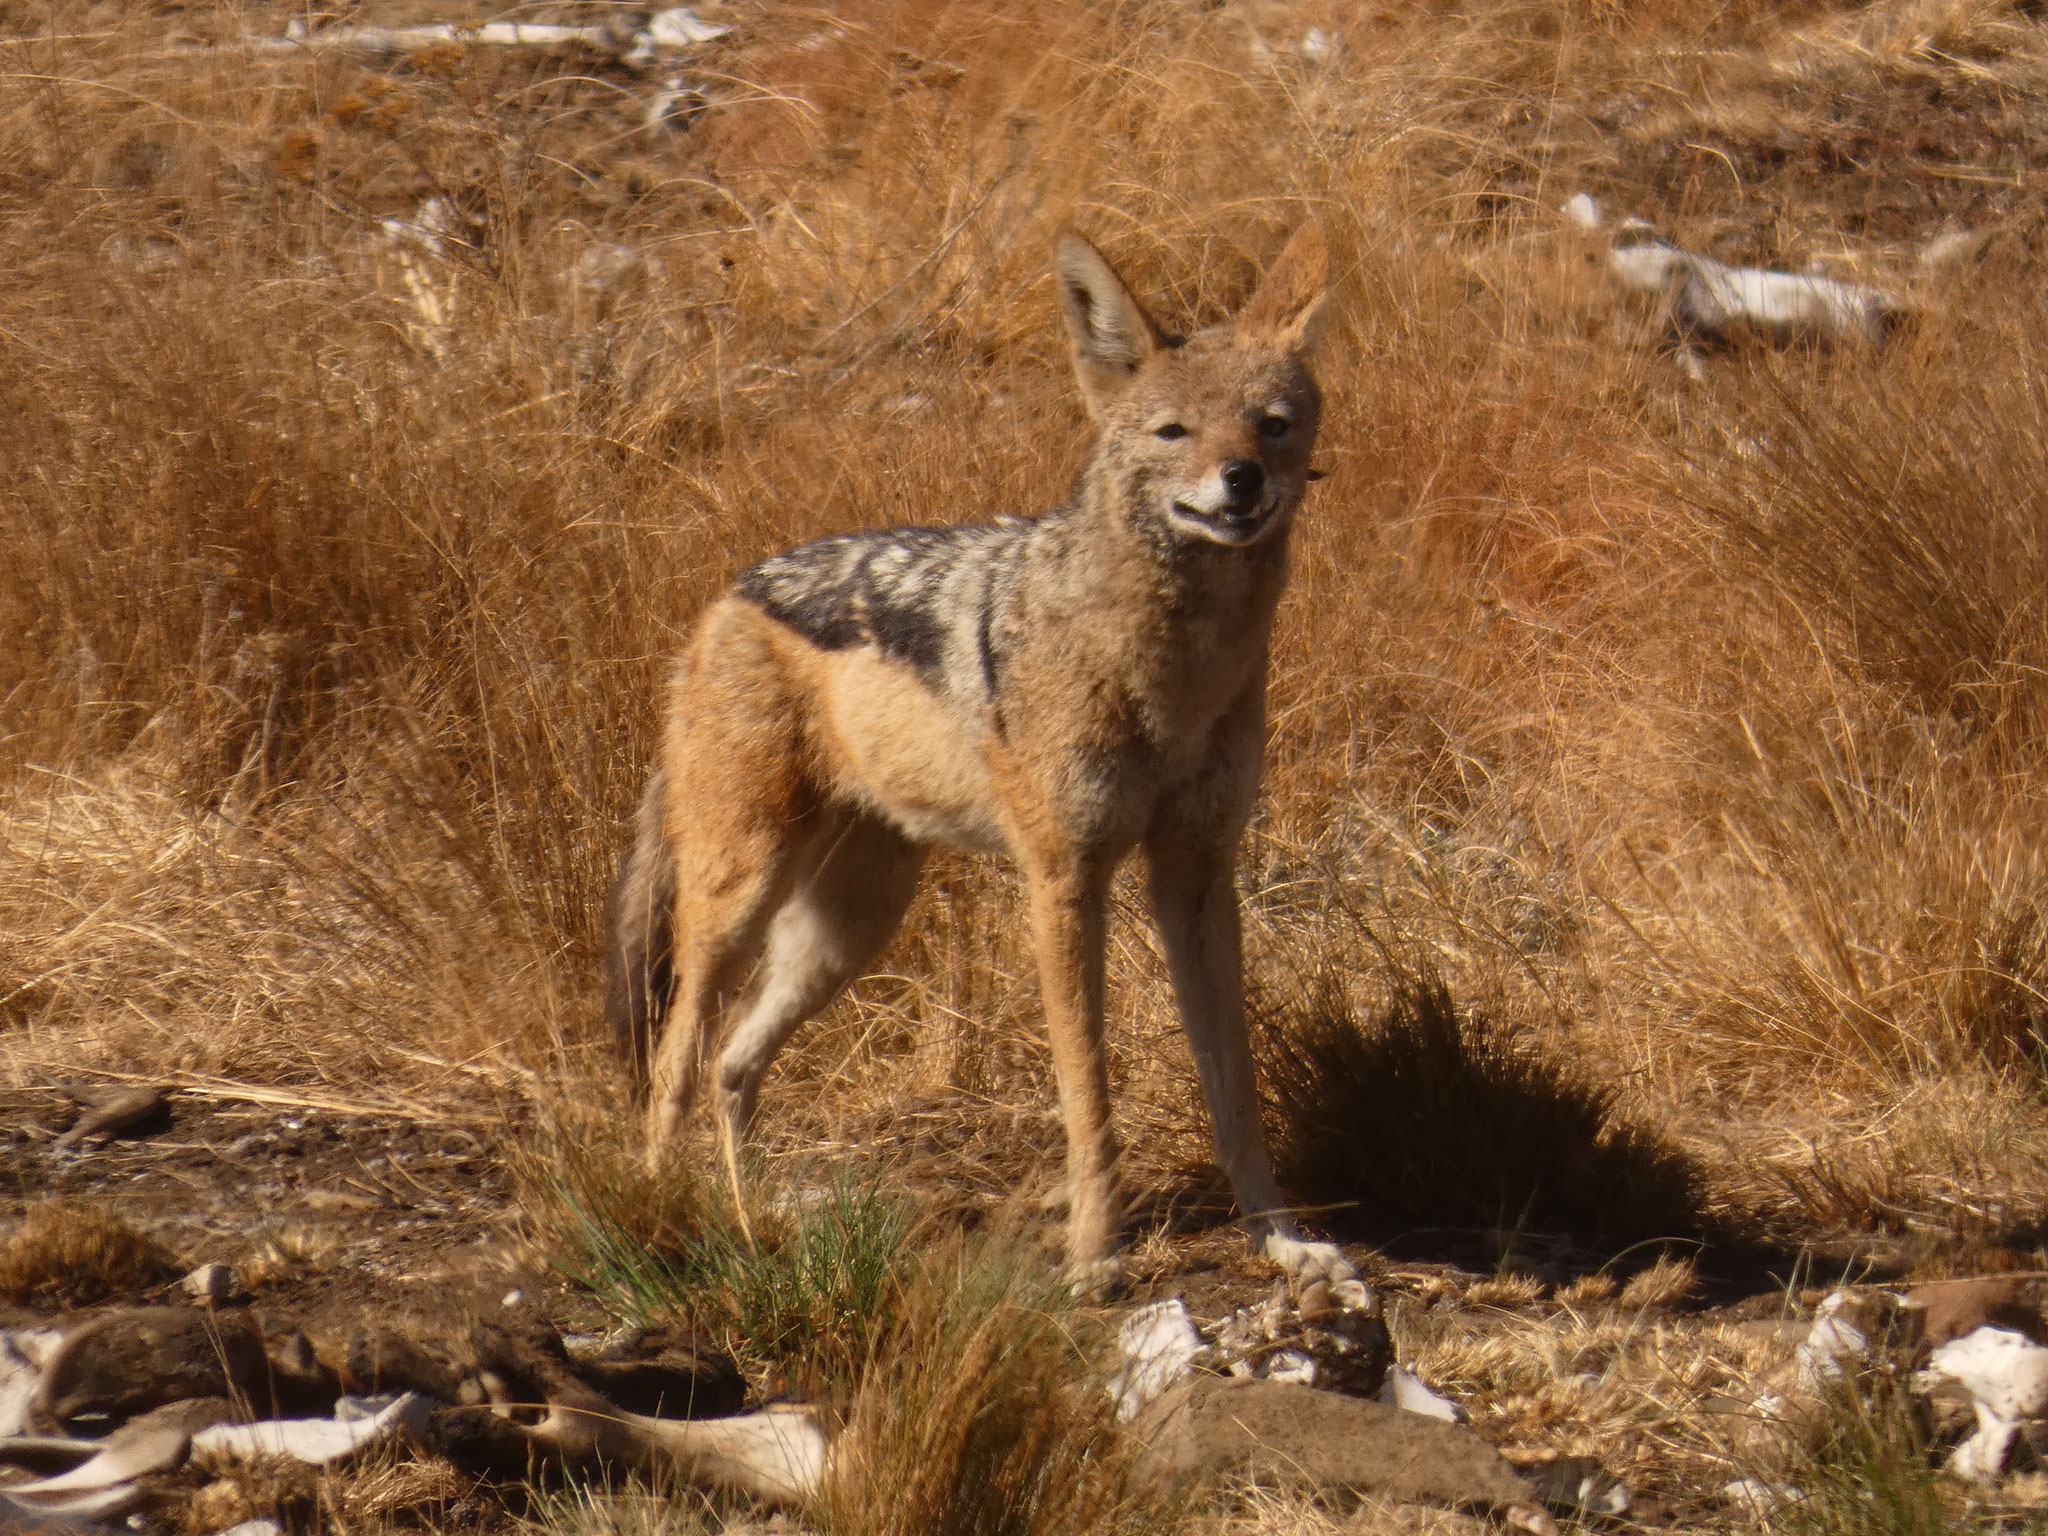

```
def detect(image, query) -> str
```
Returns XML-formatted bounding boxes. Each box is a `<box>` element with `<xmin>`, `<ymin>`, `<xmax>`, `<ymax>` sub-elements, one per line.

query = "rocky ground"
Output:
<box><xmin>8</xmin><ymin>1085</ymin><xmax>2048</xmax><ymax>1534</ymax></box>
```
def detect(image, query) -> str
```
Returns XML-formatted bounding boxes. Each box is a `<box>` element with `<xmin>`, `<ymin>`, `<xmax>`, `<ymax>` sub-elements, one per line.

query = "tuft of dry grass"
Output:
<box><xmin>822</xmin><ymin>1239</ymin><xmax>1179</xmax><ymax>1536</ymax></box>
<box><xmin>0</xmin><ymin>1200</ymin><xmax>183</xmax><ymax>1309</ymax></box>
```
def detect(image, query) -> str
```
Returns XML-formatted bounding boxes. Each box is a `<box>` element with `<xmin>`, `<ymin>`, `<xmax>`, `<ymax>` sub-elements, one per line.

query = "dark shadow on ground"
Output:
<box><xmin>1249</xmin><ymin>964</ymin><xmax>1803</xmax><ymax>1299</ymax></box>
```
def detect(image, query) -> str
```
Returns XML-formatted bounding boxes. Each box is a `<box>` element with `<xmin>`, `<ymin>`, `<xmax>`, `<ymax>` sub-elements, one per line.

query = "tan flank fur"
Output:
<box><xmin>605</xmin><ymin>225</ymin><xmax>1356</xmax><ymax>1291</ymax></box>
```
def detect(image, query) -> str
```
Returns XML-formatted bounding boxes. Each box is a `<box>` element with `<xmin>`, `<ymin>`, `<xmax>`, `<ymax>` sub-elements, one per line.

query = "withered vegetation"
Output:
<box><xmin>8</xmin><ymin>0</ymin><xmax>2048</xmax><ymax>1527</ymax></box>
<box><xmin>0</xmin><ymin>1200</ymin><xmax>182</xmax><ymax>1309</ymax></box>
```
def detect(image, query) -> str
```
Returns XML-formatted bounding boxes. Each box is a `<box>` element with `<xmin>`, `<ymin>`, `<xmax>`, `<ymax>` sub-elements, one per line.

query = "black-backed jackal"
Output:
<box><xmin>606</xmin><ymin>225</ymin><xmax>1355</xmax><ymax>1292</ymax></box>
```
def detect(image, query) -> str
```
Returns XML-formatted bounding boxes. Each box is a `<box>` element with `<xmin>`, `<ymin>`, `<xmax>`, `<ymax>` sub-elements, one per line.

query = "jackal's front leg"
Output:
<box><xmin>1020</xmin><ymin>855</ymin><xmax>1124</xmax><ymax>1293</ymax></box>
<box><xmin>1144</xmin><ymin>834</ymin><xmax>1361</xmax><ymax>1294</ymax></box>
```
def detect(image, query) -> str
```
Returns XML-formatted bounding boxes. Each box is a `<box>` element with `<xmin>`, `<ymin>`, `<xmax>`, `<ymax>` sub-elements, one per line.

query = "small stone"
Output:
<box><xmin>182</xmin><ymin>1264</ymin><xmax>241</xmax><ymax>1303</ymax></box>
<box><xmin>1132</xmin><ymin>1376</ymin><xmax>1541</xmax><ymax>1520</ymax></box>
<box><xmin>501</xmin><ymin>1288</ymin><xmax>525</xmax><ymax>1309</ymax></box>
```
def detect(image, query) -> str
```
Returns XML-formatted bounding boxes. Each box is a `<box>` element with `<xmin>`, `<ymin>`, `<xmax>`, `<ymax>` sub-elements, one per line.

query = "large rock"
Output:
<box><xmin>1131</xmin><ymin>1375</ymin><xmax>1542</xmax><ymax>1517</ymax></box>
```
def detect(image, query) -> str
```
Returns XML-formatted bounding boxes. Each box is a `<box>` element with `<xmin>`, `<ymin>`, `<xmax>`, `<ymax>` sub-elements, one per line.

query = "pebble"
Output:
<box><xmin>181</xmin><ymin>1264</ymin><xmax>241</xmax><ymax>1304</ymax></box>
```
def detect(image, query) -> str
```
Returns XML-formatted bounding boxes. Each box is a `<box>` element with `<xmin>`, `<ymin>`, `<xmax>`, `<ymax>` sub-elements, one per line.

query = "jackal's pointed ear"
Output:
<box><xmin>1238</xmin><ymin>222</ymin><xmax>1329</xmax><ymax>354</ymax></box>
<box><xmin>1055</xmin><ymin>233</ymin><xmax>1163</xmax><ymax>417</ymax></box>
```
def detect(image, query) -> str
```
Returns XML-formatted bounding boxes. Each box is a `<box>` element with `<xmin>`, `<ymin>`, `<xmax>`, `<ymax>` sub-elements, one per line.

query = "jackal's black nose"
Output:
<box><xmin>1221</xmin><ymin>460</ymin><xmax>1265</xmax><ymax>503</ymax></box>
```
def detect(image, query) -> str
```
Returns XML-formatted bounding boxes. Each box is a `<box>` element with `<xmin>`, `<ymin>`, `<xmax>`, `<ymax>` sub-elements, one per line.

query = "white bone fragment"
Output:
<box><xmin>279</xmin><ymin>21</ymin><xmax>609</xmax><ymax>50</ymax></box>
<box><xmin>0</xmin><ymin>1331</ymin><xmax>65</xmax><ymax>1438</ymax></box>
<box><xmin>1106</xmin><ymin>1299</ymin><xmax>1207</xmax><ymax>1422</ymax></box>
<box><xmin>1923</xmin><ymin>1324</ymin><xmax>2048</xmax><ymax>1482</ymax></box>
<box><xmin>191</xmin><ymin>1393</ymin><xmax>430</xmax><ymax>1468</ymax></box>
<box><xmin>261</xmin><ymin>10</ymin><xmax>728</xmax><ymax>65</ymax></box>
<box><xmin>1792</xmin><ymin>1289</ymin><xmax>1876</xmax><ymax>1390</ymax></box>
<box><xmin>1564</xmin><ymin>195</ymin><xmax>1901</xmax><ymax>345</ymax></box>
<box><xmin>0</xmin><ymin>1482</ymin><xmax>146</xmax><ymax>1528</ymax></box>
<box><xmin>648</xmin><ymin>9</ymin><xmax>732</xmax><ymax>47</ymax></box>
<box><xmin>1262</xmin><ymin>1349</ymin><xmax>1318</xmax><ymax>1386</ymax></box>
<box><xmin>1928</xmin><ymin>1325</ymin><xmax>2048</xmax><ymax>1420</ymax></box>
<box><xmin>182</xmin><ymin>1263</ymin><xmax>239</xmax><ymax>1303</ymax></box>
<box><xmin>1298</xmin><ymin>27</ymin><xmax>1341</xmax><ymax>62</ymax></box>
<box><xmin>5</xmin><ymin>1413</ymin><xmax>195</xmax><ymax>1493</ymax></box>
<box><xmin>1608</xmin><ymin>237</ymin><xmax>1898</xmax><ymax>343</ymax></box>
<box><xmin>1378</xmin><ymin>1364</ymin><xmax>1461</xmax><ymax>1420</ymax></box>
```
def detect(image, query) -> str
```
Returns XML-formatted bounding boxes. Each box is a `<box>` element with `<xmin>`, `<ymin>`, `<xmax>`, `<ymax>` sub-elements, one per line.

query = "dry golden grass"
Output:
<box><xmin>6</xmin><ymin>0</ymin><xmax>2048</xmax><ymax>1289</ymax></box>
<box><xmin>0</xmin><ymin>1199</ymin><xmax>182</xmax><ymax>1308</ymax></box>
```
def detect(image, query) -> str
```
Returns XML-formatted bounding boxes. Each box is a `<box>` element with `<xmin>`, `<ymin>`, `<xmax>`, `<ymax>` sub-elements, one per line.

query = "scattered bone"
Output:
<box><xmin>214</xmin><ymin>1522</ymin><xmax>284</xmax><ymax>1536</ymax></box>
<box><xmin>1107</xmin><ymin>1300</ymin><xmax>1207</xmax><ymax>1422</ymax></box>
<box><xmin>1920</xmin><ymin>225</ymin><xmax>1997</xmax><ymax>271</ymax></box>
<box><xmin>0</xmin><ymin>1482</ymin><xmax>146</xmax><ymax>1530</ymax></box>
<box><xmin>1565</xmin><ymin>195</ymin><xmax>1903</xmax><ymax>349</ymax></box>
<box><xmin>6</xmin><ymin>1399</ymin><xmax>226</xmax><ymax>1495</ymax></box>
<box><xmin>375</xmin><ymin>197</ymin><xmax>474</xmax><ymax>355</ymax></box>
<box><xmin>1732</xmin><ymin>1288</ymin><xmax>1905</xmax><ymax>1463</ymax></box>
<box><xmin>191</xmin><ymin>1392</ymin><xmax>431</xmax><ymax>1470</ymax></box>
<box><xmin>180</xmin><ymin>1265</ymin><xmax>241</xmax><ymax>1305</ymax></box>
<box><xmin>623</xmin><ymin>8</ymin><xmax>734</xmax><ymax>68</ymax></box>
<box><xmin>451</xmin><ymin>1325</ymin><xmax>827</xmax><ymax>1506</ymax></box>
<box><xmin>1109</xmin><ymin>1283</ymin><xmax>1399</xmax><ymax>1420</ymax></box>
<box><xmin>1378</xmin><ymin>1364</ymin><xmax>1461</xmax><ymax>1421</ymax></box>
<box><xmin>1131</xmin><ymin>1376</ymin><xmax>1551</xmax><ymax>1532</ymax></box>
<box><xmin>1211</xmin><ymin>1279</ymin><xmax>1390</xmax><ymax>1396</ymax></box>
<box><xmin>264</xmin><ymin>9</ymin><xmax>730</xmax><ymax>62</ymax></box>
<box><xmin>0</xmin><ymin>1332</ymin><xmax>64</xmax><ymax>1438</ymax></box>
<box><xmin>53</xmin><ymin>1088</ymin><xmax>169</xmax><ymax>1151</ymax></box>
<box><xmin>1721</xmin><ymin>1475</ymin><xmax>1803</xmax><ymax>1518</ymax></box>
<box><xmin>1924</xmin><ymin>1324</ymin><xmax>2048</xmax><ymax>1483</ymax></box>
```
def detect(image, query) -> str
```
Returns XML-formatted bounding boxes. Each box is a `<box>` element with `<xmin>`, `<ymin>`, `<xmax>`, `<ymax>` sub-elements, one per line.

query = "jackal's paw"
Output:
<box><xmin>1063</xmin><ymin>1255</ymin><xmax>1128</xmax><ymax>1304</ymax></box>
<box><xmin>1263</xmin><ymin>1234</ymin><xmax>1367</xmax><ymax>1303</ymax></box>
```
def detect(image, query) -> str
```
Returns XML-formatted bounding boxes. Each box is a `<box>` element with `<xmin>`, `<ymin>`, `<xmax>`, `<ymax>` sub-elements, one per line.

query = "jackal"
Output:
<box><xmin>605</xmin><ymin>224</ymin><xmax>1354</xmax><ymax>1291</ymax></box>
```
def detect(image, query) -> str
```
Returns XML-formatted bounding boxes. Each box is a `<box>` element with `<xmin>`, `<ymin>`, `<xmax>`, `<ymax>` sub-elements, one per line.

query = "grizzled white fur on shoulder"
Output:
<box><xmin>604</xmin><ymin>223</ymin><xmax>1356</xmax><ymax>1294</ymax></box>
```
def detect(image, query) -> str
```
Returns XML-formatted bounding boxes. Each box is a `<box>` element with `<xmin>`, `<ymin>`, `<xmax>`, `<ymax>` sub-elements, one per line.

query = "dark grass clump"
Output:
<box><xmin>525</xmin><ymin>1110</ymin><xmax>909</xmax><ymax>1390</ymax></box>
<box><xmin>0</xmin><ymin>1200</ymin><xmax>182</xmax><ymax>1309</ymax></box>
<box><xmin>1259</xmin><ymin>967</ymin><xmax>1708</xmax><ymax>1260</ymax></box>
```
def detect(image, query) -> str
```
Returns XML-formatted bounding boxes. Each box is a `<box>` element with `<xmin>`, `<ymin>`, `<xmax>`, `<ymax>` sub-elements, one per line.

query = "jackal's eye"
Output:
<box><xmin>1153</xmin><ymin>423</ymin><xmax>1189</xmax><ymax>441</ymax></box>
<box><xmin>1257</xmin><ymin>414</ymin><xmax>1292</xmax><ymax>439</ymax></box>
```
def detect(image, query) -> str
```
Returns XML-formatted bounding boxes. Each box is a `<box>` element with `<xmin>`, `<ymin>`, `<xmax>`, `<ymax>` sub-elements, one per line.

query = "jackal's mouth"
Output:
<box><xmin>1168</xmin><ymin>494</ymin><xmax>1280</xmax><ymax>547</ymax></box>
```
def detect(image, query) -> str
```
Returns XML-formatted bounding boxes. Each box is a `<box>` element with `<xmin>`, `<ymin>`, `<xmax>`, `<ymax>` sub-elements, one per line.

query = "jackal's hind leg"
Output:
<box><xmin>1144</xmin><ymin>833</ymin><xmax>1362</xmax><ymax>1295</ymax></box>
<box><xmin>711</xmin><ymin>811</ymin><xmax>925</xmax><ymax>1158</ymax></box>
<box><xmin>645</xmin><ymin>824</ymin><xmax>802</xmax><ymax>1174</ymax></box>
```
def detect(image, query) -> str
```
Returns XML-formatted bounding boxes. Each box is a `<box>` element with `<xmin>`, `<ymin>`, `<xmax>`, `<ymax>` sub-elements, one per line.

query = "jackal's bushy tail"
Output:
<box><xmin>603</xmin><ymin>767</ymin><xmax>674</xmax><ymax>1092</ymax></box>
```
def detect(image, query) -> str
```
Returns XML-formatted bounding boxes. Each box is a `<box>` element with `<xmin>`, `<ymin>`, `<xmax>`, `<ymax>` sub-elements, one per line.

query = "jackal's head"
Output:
<box><xmin>1055</xmin><ymin>225</ymin><xmax>1328</xmax><ymax>550</ymax></box>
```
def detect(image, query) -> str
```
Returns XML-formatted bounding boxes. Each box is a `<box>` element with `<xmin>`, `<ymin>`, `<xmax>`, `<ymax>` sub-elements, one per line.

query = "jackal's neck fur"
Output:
<box><xmin>736</xmin><ymin>233</ymin><xmax>1328</xmax><ymax>770</ymax></box>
